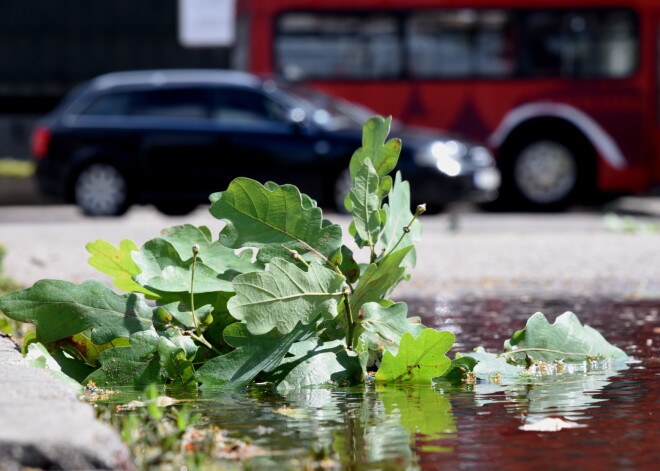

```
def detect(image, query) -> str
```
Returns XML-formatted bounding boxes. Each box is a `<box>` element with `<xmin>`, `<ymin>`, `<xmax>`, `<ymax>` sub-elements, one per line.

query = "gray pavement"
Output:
<box><xmin>0</xmin><ymin>335</ymin><xmax>134</xmax><ymax>470</ymax></box>
<box><xmin>1</xmin><ymin>200</ymin><xmax>660</xmax><ymax>469</ymax></box>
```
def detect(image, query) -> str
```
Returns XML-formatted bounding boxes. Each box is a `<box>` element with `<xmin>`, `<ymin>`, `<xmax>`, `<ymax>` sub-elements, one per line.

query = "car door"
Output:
<box><xmin>130</xmin><ymin>87</ymin><xmax>218</xmax><ymax>197</ymax></box>
<box><xmin>202</xmin><ymin>86</ymin><xmax>326</xmax><ymax>201</ymax></box>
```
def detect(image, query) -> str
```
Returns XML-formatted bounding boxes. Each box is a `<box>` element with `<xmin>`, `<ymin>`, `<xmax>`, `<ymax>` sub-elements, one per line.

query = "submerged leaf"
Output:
<box><xmin>503</xmin><ymin>312</ymin><xmax>628</xmax><ymax>363</ymax></box>
<box><xmin>375</xmin><ymin>329</ymin><xmax>454</xmax><ymax>383</ymax></box>
<box><xmin>210</xmin><ymin>178</ymin><xmax>343</xmax><ymax>263</ymax></box>
<box><xmin>0</xmin><ymin>280</ymin><xmax>160</xmax><ymax>344</ymax></box>
<box><xmin>228</xmin><ymin>258</ymin><xmax>345</xmax><ymax>335</ymax></box>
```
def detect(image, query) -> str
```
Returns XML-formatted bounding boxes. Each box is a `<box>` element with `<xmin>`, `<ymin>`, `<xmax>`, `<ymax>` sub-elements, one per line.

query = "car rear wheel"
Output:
<box><xmin>74</xmin><ymin>163</ymin><xmax>130</xmax><ymax>216</ymax></box>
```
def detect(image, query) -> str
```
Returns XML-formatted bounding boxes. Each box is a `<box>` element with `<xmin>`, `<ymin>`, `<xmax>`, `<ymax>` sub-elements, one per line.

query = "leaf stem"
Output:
<box><xmin>381</xmin><ymin>203</ymin><xmax>425</xmax><ymax>262</ymax></box>
<box><xmin>188</xmin><ymin>331</ymin><xmax>223</xmax><ymax>356</ymax></box>
<box><xmin>342</xmin><ymin>290</ymin><xmax>356</xmax><ymax>350</ymax></box>
<box><xmin>190</xmin><ymin>245</ymin><xmax>202</xmax><ymax>336</ymax></box>
<box><xmin>282</xmin><ymin>245</ymin><xmax>310</xmax><ymax>268</ymax></box>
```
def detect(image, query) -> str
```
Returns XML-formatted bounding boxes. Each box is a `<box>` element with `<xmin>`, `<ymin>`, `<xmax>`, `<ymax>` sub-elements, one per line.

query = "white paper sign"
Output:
<box><xmin>178</xmin><ymin>0</ymin><xmax>236</xmax><ymax>47</ymax></box>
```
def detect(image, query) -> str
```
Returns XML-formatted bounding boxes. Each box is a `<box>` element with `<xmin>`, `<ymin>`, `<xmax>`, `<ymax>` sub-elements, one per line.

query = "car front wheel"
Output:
<box><xmin>74</xmin><ymin>163</ymin><xmax>130</xmax><ymax>216</ymax></box>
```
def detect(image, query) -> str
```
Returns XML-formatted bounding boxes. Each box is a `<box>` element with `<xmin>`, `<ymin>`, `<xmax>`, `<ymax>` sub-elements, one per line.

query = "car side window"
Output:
<box><xmin>211</xmin><ymin>88</ymin><xmax>287</xmax><ymax>124</ymax></box>
<box><xmin>131</xmin><ymin>88</ymin><xmax>210</xmax><ymax>119</ymax></box>
<box><xmin>79</xmin><ymin>91</ymin><xmax>139</xmax><ymax>116</ymax></box>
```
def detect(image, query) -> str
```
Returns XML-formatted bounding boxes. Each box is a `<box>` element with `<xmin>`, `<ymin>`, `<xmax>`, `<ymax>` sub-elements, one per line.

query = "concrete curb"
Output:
<box><xmin>0</xmin><ymin>335</ymin><xmax>134</xmax><ymax>471</ymax></box>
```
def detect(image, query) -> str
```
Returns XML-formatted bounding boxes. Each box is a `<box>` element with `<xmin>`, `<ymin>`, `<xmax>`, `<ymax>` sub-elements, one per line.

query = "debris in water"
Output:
<box><xmin>519</xmin><ymin>417</ymin><xmax>584</xmax><ymax>432</ymax></box>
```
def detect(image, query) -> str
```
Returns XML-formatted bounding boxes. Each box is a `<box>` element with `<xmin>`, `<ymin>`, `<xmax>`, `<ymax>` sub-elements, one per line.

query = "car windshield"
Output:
<box><xmin>276</xmin><ymin>83</ymin><xmax>375</xmax><ymax>130</ymax></box>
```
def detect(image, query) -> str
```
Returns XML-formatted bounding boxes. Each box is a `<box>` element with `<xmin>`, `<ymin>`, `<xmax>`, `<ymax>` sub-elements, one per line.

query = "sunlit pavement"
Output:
<box><xmin>1</xmin><ymin>199</ymin><xmax>660</xmax><ymax>300</ymax></box>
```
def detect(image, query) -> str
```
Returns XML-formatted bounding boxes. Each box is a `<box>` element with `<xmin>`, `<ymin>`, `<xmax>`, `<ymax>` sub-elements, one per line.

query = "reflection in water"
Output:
<box><xmin>197</xmin><ymin>384</ymin><xmax>456</xmax><ymax>469</ymax></box>
<box><xmin>193</xmin><ymin>358</ymin><xmax>632</xmax><ymax>469</ymax></box>
<box><xmin>104</xmin><ymin>298</ymin><xmax>658</xmax><ymax>469</ymax></box>
<box><xmin>468</xmin><ymin>358</ymin><xmax>630</xmax><ymax>424</ymax></box>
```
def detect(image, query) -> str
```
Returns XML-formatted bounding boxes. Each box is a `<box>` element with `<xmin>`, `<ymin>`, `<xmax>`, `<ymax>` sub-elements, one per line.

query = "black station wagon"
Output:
<box><xmin>31</xmin><ymin>69</ymin><xmax>500</xmax><ymax>216</ymax></box>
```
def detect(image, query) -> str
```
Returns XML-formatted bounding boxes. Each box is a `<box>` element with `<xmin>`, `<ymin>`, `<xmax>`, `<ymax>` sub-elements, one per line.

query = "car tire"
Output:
<box><xmin>154</xmin><ymin>202</ymin><xmax>198</xmax><ymax>216</ymax></box>
<box><xmin>73</xmin><ymin>162</ymin><xmax>130</xmax><ymax>216</ymax></box>
<box><xmin>502</xmin><ymin>137</ymin><xmax>589</xmax><ymax>211</ymax></box>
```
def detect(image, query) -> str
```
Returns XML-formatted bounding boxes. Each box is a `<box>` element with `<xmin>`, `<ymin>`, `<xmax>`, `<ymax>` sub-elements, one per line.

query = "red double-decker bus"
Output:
<box><xmin>237</xmin><ymin>0</ymin><xmax>660</xmax><ymax>209</ymax></box>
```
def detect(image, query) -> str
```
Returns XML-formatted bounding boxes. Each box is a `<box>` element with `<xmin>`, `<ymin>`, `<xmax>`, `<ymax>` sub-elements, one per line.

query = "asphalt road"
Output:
<box><xmin>2</xmin><ymin>203</ymin><xmax>660</xmax><ymax>301</ymax></box>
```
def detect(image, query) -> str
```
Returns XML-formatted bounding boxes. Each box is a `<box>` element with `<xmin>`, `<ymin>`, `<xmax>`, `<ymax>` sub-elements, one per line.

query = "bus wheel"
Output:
<box><xmin>506</xmin><ymin>139</ymin><xmax>582</xmax><ymax>210</ymax></box>
<box><xmin>73</xmin><ymin>162</ymin><xmax>130</xmax><ymax>216</ymax></box>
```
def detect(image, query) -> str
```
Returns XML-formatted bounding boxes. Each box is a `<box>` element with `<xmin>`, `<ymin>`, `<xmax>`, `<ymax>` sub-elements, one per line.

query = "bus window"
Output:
<box><xmin>522</xmin><ymin>9</ymin><xmax>637</xmax><ymax>78</ymax></box>
<box><xmin>276</xmin><ymin>13</ymin><xmax>402</xmax><ymax>80</ymax></box>
<box><xmin>406</xmin><ymin>10</ymin><xmax>515</xmax><ymax>78</ymax></box>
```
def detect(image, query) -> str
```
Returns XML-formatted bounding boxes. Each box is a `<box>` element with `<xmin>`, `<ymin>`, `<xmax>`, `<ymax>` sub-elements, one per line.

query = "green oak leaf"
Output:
<box><xmin>228</xmin><ymin>258</ymin><xmax>345</xmax><ymax>335</ymax></box>
<box><xmin>439</xmin><ymin>356</ymin><xmax>480</xmax><ymax>384</ymax></box>
<box><xmin>0</xmin><ymin>280</ymin><xmax>160</xmax><ymax>344</ymax></box>
<box><xmin>329</xmin><ymin>245</ymin><xmax>360</xmax><ymax>284</ymax></box>
<box><xmin>159</xmin><ymin>224</ymin><xmax>262</xmax><ymax>275</ymax></box>
<box><xmin>50</xmin><ymin>331</ymin><xmax>130</xmax><ymax>366</ymax></box>
<box><xmin>85</xmin><ymin>330</ymin><xmax>163</xmax><ymax>386</ymax></box>
<box><xmin>195</xmin><ymin>321</ymin><xmax>315</xmax><ymax>389</ymax></box>
<box><xmin>157</xmin><ymin>331</ymin><xmax>197</xmax><ymax>388</ymax></box>
<box><xmin>266</xmin><ymin>338</ymin><xmax>363</xmax><ymax>391</ymax></box>
<box><xmin>350</xmin><ymin>246</ymin><xmax>413</xmax><ymax>313</ymax></box>
<box><xmin>84</xmin><ymin>330</ymin><xmax>198</xmax><ymax>386</ymax></box>
<box><xmin>132</xmin><ymin>238</ymin><xmax>233</xmax><ymax>294</ymax></box>
<box><xmin>156</xmin><ymin>301</ymin><xmax>214</xmax><ymax>329</ymax></box>
<box><xmin>209</xmin><ymin>178</ymin><xmax>343</xmax><ymax>263</ymax></box>
<box><xmin>25</xmin><ymin>343</ymin><xmax>84</xmax><ymax>394</ymax></box>
<box><xmin>454</xmin><ymin>347</ymin><xmax>522</xmax><ymax>380</ymax></box>
<box><xmin>359</xmin><ymin>302</ymin><xmax>425</xmax><ymax>354</ymax></box>
<box><xmin>348</xmin><ymin>158</ymin><xmax>383</xmax><ymax>249</ymax></box>
<box><xmin>349</xmin><ymin>116</ymin><xmax>401</xmax><ymax>180</ymax></box>
<box><xmin>503</xmin><ymin>311</ymin><xmax>628</xmax><ymax>363</ymax></box>
<box><xmin>375</xmin><ymin>328</ymin><xmax>454</xmax><ymax>384</ymax></box>
<box><xmin>86</xmin><ymin>239</ymin><xmax>158</xmax><ymax>297</ymax></box>
<box><xmin>158</xmin><ymin>224</ymin><xmax>213</xmax><ymax>261</ymax></box>
<box><xmin>380</xmin><ymin>172</ymin><xmax>421</xmax><ymax>268</ymax></box>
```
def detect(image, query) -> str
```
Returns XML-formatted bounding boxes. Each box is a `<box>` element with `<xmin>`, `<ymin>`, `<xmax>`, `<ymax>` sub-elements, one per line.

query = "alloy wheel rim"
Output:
<box><xmin>514</xmin><ymin>141</ymin><xmax>577</xmax><ymax>204</ymax></box>
<box><xmin>75</xmin><ymin>164</ymin><xmax>127</xmax><ymax>215</ymax></box>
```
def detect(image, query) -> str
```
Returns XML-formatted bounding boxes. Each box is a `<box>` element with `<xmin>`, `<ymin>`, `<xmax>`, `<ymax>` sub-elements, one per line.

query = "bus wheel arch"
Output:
<box><xmin>496</xmin><ymin>118</ymin><xmax>597</xmax><ymax>210</ymax></box>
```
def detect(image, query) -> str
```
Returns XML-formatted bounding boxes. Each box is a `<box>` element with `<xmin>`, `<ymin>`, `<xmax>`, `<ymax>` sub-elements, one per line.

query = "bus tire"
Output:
<box><xmin>500</xmin><ymin>135</ymin><xmax>593</xmax><ymax>211</ymax></box>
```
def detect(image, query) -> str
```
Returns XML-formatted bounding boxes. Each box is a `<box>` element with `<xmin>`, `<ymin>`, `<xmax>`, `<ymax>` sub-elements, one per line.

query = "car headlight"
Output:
<box><xmin>415</xmin><ymin>140</ymin><xmax>467</xmax><ymax>177</ymax></box>
<box><xmin>469</xmin><ymin>146</ymin><xmax>495</xmax><ymax>167</ymax></box>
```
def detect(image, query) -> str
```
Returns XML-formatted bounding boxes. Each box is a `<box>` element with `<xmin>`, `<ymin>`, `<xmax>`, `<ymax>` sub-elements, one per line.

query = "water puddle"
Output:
<box><xmin>102</xmin><ymin>297</ymin><xmax>660</xmax><ymax>469</ymax></box>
